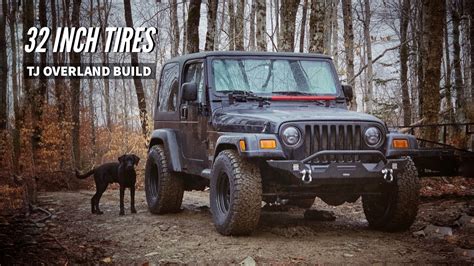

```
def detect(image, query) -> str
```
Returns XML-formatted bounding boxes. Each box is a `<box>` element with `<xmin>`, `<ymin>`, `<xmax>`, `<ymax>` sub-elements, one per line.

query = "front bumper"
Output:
<box><xmin>267</xmin><ymin>150</ymin><xmax>407</xmax><ymax>185</ymax></box>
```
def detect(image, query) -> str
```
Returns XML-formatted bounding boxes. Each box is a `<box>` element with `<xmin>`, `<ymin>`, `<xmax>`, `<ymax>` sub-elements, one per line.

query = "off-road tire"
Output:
<box><xmin>145</xmin><ymin>145</ymin><xmax>184</xmax><ymax>214</ymax></box>
<box><xmin>362</xmin><ymin>157</ymin><xmax>420</xmax><ymax>231</ymax></box>
<box><xmin>210</xmin><ymin>150</ymin><xmax>262</xmax><ymax>236</ymax></box>
<box><xmin>289</xmin><ymin>198</ymin><xmax>315</xmax><ymax>209</ymax></box>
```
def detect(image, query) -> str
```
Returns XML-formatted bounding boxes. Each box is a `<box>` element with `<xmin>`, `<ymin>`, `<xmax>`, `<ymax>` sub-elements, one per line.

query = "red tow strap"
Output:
<box><xmin>270</xmin><ymin>96</ymin><xmax>336</xmax><ymax>101</ymax></box>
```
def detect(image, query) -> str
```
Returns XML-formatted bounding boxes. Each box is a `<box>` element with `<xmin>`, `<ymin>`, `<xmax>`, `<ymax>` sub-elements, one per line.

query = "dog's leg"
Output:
<box><xmin>119</xmin><ymin>186</ymin><xmax>125</xmax><ymax>215</ymax></box>
<box><xmin>130</xmin><ymin>186</ymin><xmax>137</xmax><ymax>214</ymax></box>
<box><xmin>91</xmin><ymin>195</ymin><xmax>96</xmax><ymax>214</ymax></box>
<box><xmin>95</xmin><ymin>184</ymin><xmax>107</xmax><ymax>215</ymax></box>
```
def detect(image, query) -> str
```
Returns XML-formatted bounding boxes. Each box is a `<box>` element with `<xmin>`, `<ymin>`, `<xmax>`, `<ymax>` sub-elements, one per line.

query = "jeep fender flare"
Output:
<box><xmin>214</xmin><ymin>135</ymin><xmax>243</xmax><ymax>160</ymax></box>
<box><xmin>149</xmin><ymin>129</ymin><xmax>183</xmax><ymax>172</ymax></box>
<box><xmin>213</xmin><ymin>134</ymin><xmax>285</xmax><ymax>161</ymax></box>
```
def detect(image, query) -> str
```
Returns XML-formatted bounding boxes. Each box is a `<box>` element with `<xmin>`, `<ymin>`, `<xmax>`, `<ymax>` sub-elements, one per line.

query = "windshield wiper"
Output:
<box><xmin>226</xmin><ymin>90</ymin><xmax>270</xmax><ymax>107</ymax></box>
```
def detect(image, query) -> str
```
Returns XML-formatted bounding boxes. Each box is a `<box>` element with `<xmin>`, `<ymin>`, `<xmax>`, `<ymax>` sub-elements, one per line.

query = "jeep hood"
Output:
<box><xmin>212</xmin><ymin>105</ymin><xmax>385</xmax><ymax>133</ymax></box>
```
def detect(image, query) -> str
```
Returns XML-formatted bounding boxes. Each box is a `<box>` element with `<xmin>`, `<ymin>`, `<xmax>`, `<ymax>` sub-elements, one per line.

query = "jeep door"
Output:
<box><xmin>179</xmin><ymin>60</ymin><xmax>209</xmax><ymax>174</ymax></box>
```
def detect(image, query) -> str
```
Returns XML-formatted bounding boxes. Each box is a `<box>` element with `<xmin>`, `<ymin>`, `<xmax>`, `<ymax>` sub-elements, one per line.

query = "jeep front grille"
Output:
<box><xmin>299</xmin><ymin>123</ymin><xmax>379</xmax><ymax>163</ymax></box>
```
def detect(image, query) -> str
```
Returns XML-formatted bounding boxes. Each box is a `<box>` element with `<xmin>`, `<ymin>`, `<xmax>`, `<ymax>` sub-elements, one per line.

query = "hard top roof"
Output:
<box><xmin>166</xmin><ymin>51</ymin><xmax>332</xmax><ymax>64</ymax></box>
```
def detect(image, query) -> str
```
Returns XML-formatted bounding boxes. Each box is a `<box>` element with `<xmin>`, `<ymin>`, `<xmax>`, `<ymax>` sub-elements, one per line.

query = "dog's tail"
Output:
<box><xmin>75</xmin><ymin>169</ymin><xmax>95</xmax><ymax>179</ymax></box>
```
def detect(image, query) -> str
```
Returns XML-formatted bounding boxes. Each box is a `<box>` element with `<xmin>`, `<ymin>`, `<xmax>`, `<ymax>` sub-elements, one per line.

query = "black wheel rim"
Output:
<box><xmin>216</xmin><ymin>172</ymin><xmax>231</xmax><ymax>214</ymax></box>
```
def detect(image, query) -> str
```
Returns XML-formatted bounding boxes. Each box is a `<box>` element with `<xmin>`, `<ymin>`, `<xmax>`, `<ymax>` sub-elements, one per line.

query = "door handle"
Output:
<box><xmin>180</xmin><ymin>105</ymin><xmax>188</xmax><ymax>119</ymax></box>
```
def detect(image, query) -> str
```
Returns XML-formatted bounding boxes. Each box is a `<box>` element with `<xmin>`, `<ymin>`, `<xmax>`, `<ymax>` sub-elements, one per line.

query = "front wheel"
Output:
<box><xmin>210</xmin><ymin>150</ymin><xmax>262</xmax><ymax>236</ymax></box>
<box><xmin>362</xmin><ymin>157</ymin><xmax>420</xmax><ymax>231</ymax></box>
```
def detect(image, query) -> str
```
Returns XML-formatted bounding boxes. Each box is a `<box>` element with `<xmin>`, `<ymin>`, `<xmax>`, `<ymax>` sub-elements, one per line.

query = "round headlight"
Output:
<box><xmin>364</xmin><ymin>127</ymin><xmax>382</xmax><ymax>147</ymax></box>
<box><xmin>282</xmin><ymin>126</ymin><xmax>301</xmax><ymax>146</ymax></box>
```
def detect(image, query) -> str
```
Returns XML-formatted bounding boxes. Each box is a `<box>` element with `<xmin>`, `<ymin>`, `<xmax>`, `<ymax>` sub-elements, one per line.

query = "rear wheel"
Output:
<box><xmin>362</xmin><ymin>157</ymin><xmax>420</xmax><ymax>231</ymax></box>
<box><xmin>210</xmin><ymin>150</ymin><xmax>262</xmax><ymax>235</ymax></box>
<box><xmin>145</xmin><ymin>145</ymin><xmax>184</xmax><ymax>214</ymax></box>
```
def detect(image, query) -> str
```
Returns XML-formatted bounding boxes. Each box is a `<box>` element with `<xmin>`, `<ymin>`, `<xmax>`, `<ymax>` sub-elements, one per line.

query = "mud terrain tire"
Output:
<box><xmin>210</xmin><ymin>150</ymin><xmax>262</xmax><ymax>235</ymax></box>
<box><xmin>362</xmin><ymin>157</ymin><xmax>420</xmax><ymax>231</ymax></box>
<box><xmin>145</xmin><ymin>145</ymin><xmax>184</xmax><ymax>214</ymax></box>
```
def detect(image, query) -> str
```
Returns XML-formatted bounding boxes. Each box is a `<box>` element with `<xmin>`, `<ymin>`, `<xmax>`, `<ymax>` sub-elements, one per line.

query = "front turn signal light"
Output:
<box><xmin>239</xmin><ymin>140</ymin><xmax>246</xmax><ymax>151</ymax></box>
<box><xmin>392</xmin><ymin>139</ymin><xmax>409</xmax><ymax>149</ymax></box>
<box><xmin>260</xmin><ymin>139</ymin><xmax>277</xmax><ymax>149</ymax></box>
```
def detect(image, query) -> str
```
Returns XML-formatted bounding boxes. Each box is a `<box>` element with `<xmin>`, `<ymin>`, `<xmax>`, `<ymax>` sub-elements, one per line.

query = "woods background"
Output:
<box><xmin>0</xmin><ymin>0</ymin><xmax>472</xmax><ymax>204</ymax></box>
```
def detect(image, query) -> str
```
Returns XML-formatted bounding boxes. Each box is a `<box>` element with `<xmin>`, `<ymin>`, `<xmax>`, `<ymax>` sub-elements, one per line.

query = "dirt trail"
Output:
<box><xmin>1</xmin><ymin>190</ymin><xmax>473</xmax><ymax>264</ymax></box>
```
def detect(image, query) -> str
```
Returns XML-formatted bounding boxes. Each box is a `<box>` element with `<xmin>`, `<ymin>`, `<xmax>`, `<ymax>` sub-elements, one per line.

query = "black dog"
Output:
<box><xmin>76</xmin><ymin>154</ymin><xmax>140</xmax><ymax>215</ymax></box>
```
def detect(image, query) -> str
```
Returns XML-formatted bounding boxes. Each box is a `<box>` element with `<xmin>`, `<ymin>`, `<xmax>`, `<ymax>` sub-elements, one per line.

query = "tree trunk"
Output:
<box><xmin>363</xmin><ymin>0</ymin><xmax>373</xmax><ymax>113</ymax></box>
<box><xmin>443</xmin><ymin>0</ymin><xmax>454</xmax><ymax>123</ymax></box>
<box><xmin>299</xmin><ymin>0</ymin><xmax>308</xmax><ymax>53</ymax></box>
<box><xmin>205</xmin><ymin>0</ymin><xmax>218</xmax><ymax>50</ymax></box>
<box><xmin>451</xmin><ymin>0</ymin><xmax>466</xmax><ymax>123</ymax></box>
<box><xmin>470</xmin><ymin>2</ymin><xmax>474</xmax><ymax>102</ymax></box>
<box><xmin>235</xmin><ymin>0</ymin><xmax>244</xmax><ymax>50</ymax></box>
<box><xmin>400</xmin><ymin>0</ymin><xmax>411</xmax><ymax>126</ymax></box>
<box><xmin>248</xmin><ymin>0</ymin><xmax>256</xmax><ymax>50</ymax></box>
<box><xmin>0</xmin><ymin>0</ymin><xmax>7</xmax><ymax>130</ymax></box>
<box><xmin>342</xmin><ymin>0</ymin><xmax>356</xmax><ymax>109</ymax></box>
<box><xmin>97</xmin><ymin>0</ymin><xmax>112</xmax><ymax>130</ymax></box>
<box><xmin>256</xmin><ymin>0</ymin><xmax>267</xmax><ymax>51</ymax></box>
<box><xmin>70</xmin><ymin>0</ymin><xmax>82</xmax><ymax>168</ymax></box>
<box><xmin>228</xmin><ymin>0</ymin><xmax>235</xmax><ymax>50</ymax></box>
<box><xmin>309</xmin><ymin>0</ymin><xmax>325</xmax><ymax>53</ymax></box>
<box><xmin>170</xmin><ymin>0</ymin><xmax>180</xmax><ymax>55</ymax></box>
<box><xmin>187</xmin><ymin>0</ymin><xmax>202</xmax><ymax>53</ymax></box>
<box><xmin>22</xmin><ymin>0</ymin><xmax>35</xmax><ymax>185</ymax></box>
<box><xmin>420</xmin><ymin>0</ymin><xmax>444</xmax><ymax>144</ymax></box>
<box><xmin>278</xmin><ymin>0</ymin><xmax>299</xmax><ymax>52</ymax></box>
<box><xmin>124</xmin><ymin>0</ymin><xmax>148</xmax><ymax>137</ymax></box>
<box><xmin>88</xmin><ymin>0</ymin><xmax>96</xmax><ymax>154</ymax></box>
<box><xmin>8</xmin><ymin>0</ymin><xmax>20</xmax><ymax>174</ymax></box>
<box><xmin>331</xmin><ymin>0</ymin><xmax>338</xmax><ymax>67</ymax></box>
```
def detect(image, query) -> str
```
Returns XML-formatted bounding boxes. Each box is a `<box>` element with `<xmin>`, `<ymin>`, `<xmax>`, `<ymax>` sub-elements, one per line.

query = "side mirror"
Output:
<box><xmin>182</xmin><ymin>82</ymin><xmax>198</xmax><ymax>102</ymax></box>
<box><xmin>342</xmin><ymin>84</ymin><xmax>353</xmax><ymax>102</ymax></box>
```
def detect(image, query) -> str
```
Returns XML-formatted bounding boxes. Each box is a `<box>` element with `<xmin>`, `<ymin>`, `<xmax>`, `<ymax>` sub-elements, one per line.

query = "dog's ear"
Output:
<box><xmin>132</xmin><ymin>155</ymin><xmax>140</xmax><ymax>165</ymax></box>
<box><xmin>118</xmin><ymin>155</ymin><xmax>125</xmax><ymax>163</ymax></box>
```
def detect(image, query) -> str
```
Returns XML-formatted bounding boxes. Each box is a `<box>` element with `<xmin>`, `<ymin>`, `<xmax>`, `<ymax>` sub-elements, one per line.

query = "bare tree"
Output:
<box><xmin>342</xmin><ymin>0</ymin><xmax>356</xmax><ymax>109</ymax></box>
<box><xmin>309</xmin><ymin>0</ymin><xmax>325</xmax><ymax>53</ymax></box>
<box><xmin>443</xmin><ymin>0</ymin><xmax>454</xmax><ymax>123</ymax></box>
<box><xmin>400</xmin><ymin>0</ymin><xmax>411</xmax><ymax>125</ymax></box>
<box><xmin>70</xmin><ymin>0</ymin><xmax>82</xmax><ymax>168</ymax></box>
<box><xmin>171</xmin><ymin>0</ymin><xmax>180</xmax><ymax>55</ymax></box>
<box><xmin>97</xmin><ymin>0</ymin><xmax>112</xmax><ymax>130</ymax></box>
<box><xmin>124</xmin><ymin>0</ymin><xmax>149</xmax><ymax>136</ymax></box>
<box><xmin>256</xmin><ymin>0</ymin><xmax>267</xmax><ymax>51</ymax></box>
<box><xmin>248</xmin><ymin>0</ymin><xmax>256</xmax><ymax>50</ymax></box>
<box><xmin>9</xmin><ymin>0</ymin><xmax>21</xmax><ymax>173</ymax></box>
<box><xmin>235</xmin><ymin>0</ymin><xmax>245</xmax><ymax>50</ymax></box>
<box><xmin>299</xmin><ymin>0</ymin><xmax>308</xmax><ymax>53</ymax></box>
<box><xmin>228</xmin><ymin>0</ymin><xmax>236</xmax><ymax>50</ymax></box>
<box><xmin>186</xmin><ymin>0</ymin><xmax>202</xmax><ymax>53</ymax></box>
<box><xmin>363</xmin><ymin>0</ymin><xmax>373</xmax><ymax>113</ymax></box>
<box><xmin>278</xmin><ymin>0</ymin><xmax>299</xmax><ymax>52</ymax></box>
<box><xmin>451</xmin><ymin>0</ymin><xmax>466</xmax><ymax>123</ymax></box>
<box><xmin>420</xmin><ymin>0</ymin><xmax>444</xmax><ymax>143</ymax></box>
<box><xmin>206</xmin><ymin>0</ymin><xmax>219</xmax><ymax>50</ymax></box>
<box><xmin>0</xmin><ymin>0</ymin><xmax>7</xmax><ymax>130</ymax></box>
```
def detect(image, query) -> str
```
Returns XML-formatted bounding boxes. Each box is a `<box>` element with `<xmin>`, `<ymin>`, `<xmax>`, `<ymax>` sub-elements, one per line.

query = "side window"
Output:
<box><xmin>158</xmin><ymin>63</ymin><xmax>179</xmax><ymax>112</ymax></box>
<box><xmin>183</xmin><ymin>62</ymin><xmax>205</xmax><ymax>103</ymax></box>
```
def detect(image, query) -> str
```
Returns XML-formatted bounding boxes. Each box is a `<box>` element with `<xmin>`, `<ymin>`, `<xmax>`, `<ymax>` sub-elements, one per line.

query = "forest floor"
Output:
<box><xmin>1</xmin><ymin>186</ymin><xmax>474</xmax><ymax>264</ymax></box>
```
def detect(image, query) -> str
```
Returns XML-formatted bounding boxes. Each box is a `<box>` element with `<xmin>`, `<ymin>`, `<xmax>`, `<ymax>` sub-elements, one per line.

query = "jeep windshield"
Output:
<box><xmin>211</xmin><ymin>58</ymin><xmax>337</xmax><ymax>95</ymax></box>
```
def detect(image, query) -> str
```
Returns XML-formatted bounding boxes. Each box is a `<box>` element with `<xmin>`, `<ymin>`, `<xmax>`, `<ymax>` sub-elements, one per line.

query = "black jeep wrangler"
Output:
<box><xmin>145</xmin><ymin>51</ymin><xmax>420</xmax><ymax>236</ymax></box>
